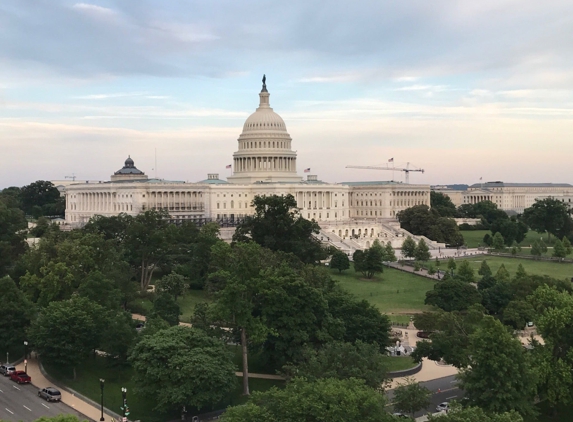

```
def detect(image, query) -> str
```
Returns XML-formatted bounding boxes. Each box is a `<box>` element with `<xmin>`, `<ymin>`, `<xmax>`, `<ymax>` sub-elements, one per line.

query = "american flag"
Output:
<box><xmin>304</xmin><ymin>168</ymin><xmax>311</xmax><ymax>173</ymax></box>
<box><xmin>226</xmin><ymin>164</ymin><xmax>232</xmax><ymax>169</ymax></box>
<box><xmin>388</xmin><ymin>158</ymin><xmax>394</xmax><ymax>162</ymax></box>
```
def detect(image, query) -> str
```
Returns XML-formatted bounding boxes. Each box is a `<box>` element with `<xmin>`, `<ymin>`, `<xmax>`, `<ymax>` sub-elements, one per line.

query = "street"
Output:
<box><xmin>0</xmin><ymin>373</ymin><xmax>88</xmax><ymax>422</ymax></box>
<box><xmin>387</xmin><ymin>375</ymin><xmax>463</xmax><ymax>418</ymax></box>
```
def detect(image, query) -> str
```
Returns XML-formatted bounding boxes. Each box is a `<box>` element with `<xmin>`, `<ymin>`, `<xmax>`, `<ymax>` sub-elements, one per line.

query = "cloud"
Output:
<box><xmin>71</xmin><ymin>3</ymin><xmax>117</xmax><ymax>17</ymax></box>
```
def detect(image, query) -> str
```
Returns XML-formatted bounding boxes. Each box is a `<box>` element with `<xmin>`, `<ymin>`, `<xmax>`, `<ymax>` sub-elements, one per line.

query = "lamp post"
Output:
<box><xmin>121</xmin><ymin>387</ymin><xmax>128</xmax><ymax>422</ymax></box>
<box><xmin>23</xmin><ymin>341</ymin><xmax>28</xmax><ymax>374</ymax></box>
<box><xmin>99</xmin><ymin>379</ymin><xmax>105</xmax><ymax>421</ymax></box>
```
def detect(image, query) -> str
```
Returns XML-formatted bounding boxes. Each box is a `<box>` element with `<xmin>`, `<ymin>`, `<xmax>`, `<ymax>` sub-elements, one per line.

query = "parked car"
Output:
<box><xmin>10</xmin><ymin>371</ymin><xmax>31</xmax><ymax>384</ymax></box>
<box><xmin>38</xmin><ymin>387</ymin><xmax>62</xmax><ymax>402</ymax></box>
<box><xmin>0</xmin><ymin>365</ymin><xmax>16</xmax><ymax>376</ymax></box>
<box><xmin>393</xmin><ymin>413</ymin><xmax>410</xmax><ymax>419</ymax></box>
<box><xmin>436</xmin><ymin>402</ymin><xmax>450</xmax><ymax>412</ymax></box>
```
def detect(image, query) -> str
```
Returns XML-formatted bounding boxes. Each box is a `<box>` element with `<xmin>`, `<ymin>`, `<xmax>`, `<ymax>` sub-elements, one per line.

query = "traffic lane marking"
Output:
<box><xmin>446</xmin><ymin>395</ymin><xmax>457</xmax><ymax>400</ymax></box>
<box><xmin>23</xmin><ymin>405</ymin><xmax>32</xmax><ymax>411</ymax></box>
<box><xmin>5</xmin><ymin>408</ymin><xmax>13</xmax><ymax>414</ymax></box>
<box><xmin>12</xmin><ymin>386</ymin><xmax>20</xmax><ymax>391</ymax></box>
<box><xmin>42</xmin><ymin>403</ymin><xmax>50</xmax><ymax>408</ymax></box>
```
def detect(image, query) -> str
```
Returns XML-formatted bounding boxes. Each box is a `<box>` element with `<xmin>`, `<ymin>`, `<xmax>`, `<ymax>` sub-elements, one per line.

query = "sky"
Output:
<box><xmin>1</xmin><ymin>0</ymin><xmax>573</xmax><ymax>188</ymax></box>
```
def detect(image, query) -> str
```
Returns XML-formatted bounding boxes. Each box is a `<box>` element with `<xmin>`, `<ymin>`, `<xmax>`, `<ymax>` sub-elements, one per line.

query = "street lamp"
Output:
<box><xmin>121</xmin><ymin>387</ymin><xmax>129</xmax><ymax>422</ymax></box>
<box><xmin>23</xmin><ymin>341</ymin><xmax>28</xmax><ymax>374</ymax></box>
<box><xmin>99</xmin><ymin>379</ymin><xmax>105</xmax><ymax>421</ymax></box>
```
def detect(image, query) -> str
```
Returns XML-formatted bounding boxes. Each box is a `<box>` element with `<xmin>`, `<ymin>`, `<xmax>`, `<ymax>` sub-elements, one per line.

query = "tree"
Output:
<box><xmin>0</xmin><ymin>198</ymin><xmax>27</xmax><ymax>276</ymax></box>
<box><xmin>552</xmin><ymin>239</ymin><xmax>566</xmax><ymax>259</ymax></box>
<box><xmin>427</xmin><ymin>405</ymin><xmax>523</xmax><ymax>422</ymax></box>
<box><xmin>411</xmin><ymin>306</ymin><xmax>485</xmax><ymax>368</ymax></box>
<box><xmin>490</xmin><ymin>219</ymin><xmax>528</xmax><ymax>246</ymax></box>
<box><xmin>397</xmin><ymin>205</ymin><xmax>437</xmax><ymax>236</ymax></box>
<box><xmin>502</xmin><ymin>300</ymin><xmax>535</xmax><ymax>330</ymax></box>
<box><xmin>124</xmin><ymin>210</ymin><xmax>177</xmax><ymax>292</ymax></box>
<box><xmin>528</xmin><ymin>286</ymin><xmax>573</xmax><ymax>412</ymax></box>
<box><xmin>492</xmin><ymin>232</ymin><xmax>505</xmax><ymax>251</ymax></box>
<box><xmin>495</xmin><ymin>264</ymin><xmax>510</xmax><ymax>282</ymax></box>
<box><xmin>130</xmin><ymin>326</ymin><xmax>237</xmax><ymax>412</ymax></box>
<box><xmin>562</xmin><ymin>236</ymin><xmax>572</xmax><ymax>255</ymax></box>
<box><xmin>393</xmin><ymin>377</ymin><xmax>432</xmax><ymax>418</ymax></box>
<box><xmin>20</xmin><ymin>180</ymin><xmax>64</xmax><ymax>217</ymax></box>
<box><xmin>212</xmin><ymin>242</ymin><xmax>274</xmax><ymax>395</ymax></box>
<box><xmin>330</xmin><ymin>250</ymin><xmax>350</xmax><ymax>273</ymax></box>
<box><xmin>414</xmin><ymin>238</ymin><xmax>431</xmax><ymax>263</ymax></box>
<box><xmin>281</xmin><ymin>341</ymin><xmax>387</xmax><ymax>389</ymax></box>
<box><xmin>152</xmin><ymin>292</ymin><xmax>180</xmax><ymax>326</ymax></box>
<box><xmin>401</xmin><ymin>236</ymin><xmax>416</xmax><ymax>259</ymax></box>
<box><xmin>99</xmin><ymin>311</ymin><xmax>137</xmax><ymax>365</ymax></box>
<box><xmin>530</xmin><ymin>241</ymin><xmax>542</xmax><ymax>258</ymax></box>
<box><xmin>354</xmin><ymin>243</ymin><xmax>384</xmax><ymax>279</ymax></box>
<box><xmin>458</xmin><ymin>316</ymin><xmax>537</xmax><ymax>416</ymax></box>
<box><xmin>28</xmin><ymin>296</ymin><xmax>105</xmax><ymax>379</ymax></box>
<box><xmin>0</xmin><ymin>276</ymin><xmax>33</xmax><ymax>355</ymax></box>
<box><xmin>514</xmin><ymin>264</ymin><xmax>527</xmax><ymax>280</ymax></box>
<box><xmin>483</xmin><ymin>233</ymin><xmax>493</xmax><ymax>246</ymax></box>
<box><xmin>456</xmin><ymin>260</ymin><xmax>475</xmax><ymax>283</ymax></box>
<box><xmin>431</xmin><ymin>191</ymin><xmax>458</xmax><ymax>217</ymax></box>
<box><xmin>325</xmin><ymin>288</ymin><xmax>391</xmax><ymax>349</ymax></box>
<box><xmin>233</xmin><ymin>194</ymin><xmax>325</xmax><ymax>264</ymax></box>
<box><xmin>221</xmin><ymin>377</ymin><xmax>393</xmax><ymax>422</ymax></box>
<box><xmin>447</xmin><ymin>257</ymin><xmax>457</xmax><ymax>275</ymax></box>
<box><xmin>478</xmin><ymin>260</ymin><xmax>492</xmax><ymax>277</ymax></box>
<box><xmin>385</xmin><ymin>242</ymin><xmax>397</xmax><ymax>262</ymax></box>
<box><xmin>363</xmin><ymin>243</ymin><xmax>384</xmax><ymax>278</ymax></box>
<box><xmin>425</xmin><ymin>279</ymin><xmax>481</xmax><ymax>312</ymax></box>
<box><xmin>481</xmin><ymin>281</ymin><xmax>513</xmax><ymax>316</ymax></box>
<box><xmin>523</xmin><ymin>198</ymin><xmax>573</xmax><ymax>240</ymax></box>
<box><xmin>156</xmin><ymin>273</ymin><xmax>187</xmax><ymax>300</ymax></box>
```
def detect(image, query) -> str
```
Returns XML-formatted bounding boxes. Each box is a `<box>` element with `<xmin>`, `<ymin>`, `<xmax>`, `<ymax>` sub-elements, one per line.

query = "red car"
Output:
<box><xmin>10</xmin><ymin>371</ymin><xmax>31</xmax><ymax>384</ymax></box>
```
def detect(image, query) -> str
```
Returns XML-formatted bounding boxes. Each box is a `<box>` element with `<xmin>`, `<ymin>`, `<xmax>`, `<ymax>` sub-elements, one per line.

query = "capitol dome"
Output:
<box><xmin>227</xmin><ymin>76</ymin><xmax>302</xmax><ymax>184</ymax></box>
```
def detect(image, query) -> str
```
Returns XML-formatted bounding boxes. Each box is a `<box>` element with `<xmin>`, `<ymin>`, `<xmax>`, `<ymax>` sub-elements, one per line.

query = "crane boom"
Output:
<box><xmin>346</xmin><ymin>163</ymin><xmax>424</xmax><ymax>184</ymax></box>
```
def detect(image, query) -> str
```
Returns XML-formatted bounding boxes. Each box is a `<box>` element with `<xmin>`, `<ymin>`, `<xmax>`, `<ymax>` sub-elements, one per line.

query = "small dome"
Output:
<box><xmin>115</xmin><ymin>156</ymin><xmax>144</xmax><ymax>175</ymax></box>
<box><xmin>125</xmin><ymin>156</ymin><xmax>135</xmax><ymax>167</ymax></box>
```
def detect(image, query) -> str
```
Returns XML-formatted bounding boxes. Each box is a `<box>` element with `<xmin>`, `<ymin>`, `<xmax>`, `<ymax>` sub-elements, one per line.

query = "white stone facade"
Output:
<box><xmin>63</xmin><ymin>80</ymin><xmax>436</xmax><ymax>250</ymax></box>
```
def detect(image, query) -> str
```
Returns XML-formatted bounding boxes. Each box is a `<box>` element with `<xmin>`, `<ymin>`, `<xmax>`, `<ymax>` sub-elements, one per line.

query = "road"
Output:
<box><xmin>387</xmin><ymin>375</ymin><xmax>463</xmax><ymax>418</ymax></box>
<box><xmin>0</xmin><ymin>373</ymin><xmax>88</xmax><ymax>422</ymax></box>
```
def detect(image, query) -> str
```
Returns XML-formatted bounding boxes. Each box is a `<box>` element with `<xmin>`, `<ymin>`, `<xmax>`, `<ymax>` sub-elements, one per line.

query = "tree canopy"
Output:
<box><xmin>130</xmin><ymin>326</ymin><xmax>237</xmax><ymax>411</ymax></box>
<box><xmin>221</xmin><ymin>377</ymin><xmax>394</xmax><ymax>422</ymax></box>
<box><xmin>523</xmin><ymin>198</ymin><xmax>573</xmax><ymax>240</ymax></box>
<box><xmin>233</xmin><ymin>194</ymin><xmax>326</xmax><ymax>264</ymax></box>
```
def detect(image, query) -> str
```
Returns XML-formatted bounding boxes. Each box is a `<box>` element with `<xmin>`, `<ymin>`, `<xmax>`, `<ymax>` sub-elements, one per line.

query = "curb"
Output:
<box><xmin>38</xmin><ymin>360</ymin><xmax>123</xmax><ymax>421</ymax></box>
<box><xmin>388</xmin><ymin>361</ymin><xmax>423</xmax><ymax>378</ymax></box>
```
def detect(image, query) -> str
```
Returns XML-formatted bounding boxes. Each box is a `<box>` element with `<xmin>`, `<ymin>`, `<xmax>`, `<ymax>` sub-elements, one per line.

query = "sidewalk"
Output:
<box><xmin>16</xmin><ymin>355</ymin><xmax>116</xmax><ymax>422</ymax></box>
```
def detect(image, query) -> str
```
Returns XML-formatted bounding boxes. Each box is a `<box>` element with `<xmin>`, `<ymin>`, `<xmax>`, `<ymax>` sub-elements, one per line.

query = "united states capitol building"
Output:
<box><xmin>63</xmin><ymin>79</ymin><xmax>435</xmax><ymax>252</ymax></box>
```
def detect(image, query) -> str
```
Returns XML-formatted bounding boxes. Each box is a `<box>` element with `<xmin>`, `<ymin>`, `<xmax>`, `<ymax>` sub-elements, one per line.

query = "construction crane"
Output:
<box><xmin>346</xmin><ymin>162</ymin><xmax>425</xmax><ymax>184</ymax></box>
<box><xmin>65</xmin><ymin>173</ymin><xmax>76</xmax><ymax>181</ymax></box>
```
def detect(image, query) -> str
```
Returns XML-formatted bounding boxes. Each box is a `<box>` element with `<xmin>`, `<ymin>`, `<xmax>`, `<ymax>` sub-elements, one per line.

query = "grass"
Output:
<box><xmin>461</xmin><ymin>229</ymin><xmax>549</xmax><ymax>248</ymax></box>
<box><xmin>177</xmin><ymin>289</ymin><xmax>211</xmax><ymax>322</ymax></box>
<box><xmin>330</xmin><ymin>266</ymin><xmax>435</xmax><ymax>317</ymax></box>
<box><xmin>44</xmin><ymin>356</ymin><xmax>283</xmax><ymax>422</ymax></box>
<box><xmin>381</xmin><ymin>356</ymin><xmax>417</xmax><ymax>372</ymax></box>
<box><xmin>446</xmin><ymin>255</ymin><xmax>573</xmax><ymax>280</ymax></box>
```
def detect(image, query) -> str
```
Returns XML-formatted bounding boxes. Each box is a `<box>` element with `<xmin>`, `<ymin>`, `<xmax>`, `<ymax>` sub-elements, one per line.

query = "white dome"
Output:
<box><xmin>242</xmin><ymin>109</ymin><xmax>287</xmax><ymax>133</ymax></box>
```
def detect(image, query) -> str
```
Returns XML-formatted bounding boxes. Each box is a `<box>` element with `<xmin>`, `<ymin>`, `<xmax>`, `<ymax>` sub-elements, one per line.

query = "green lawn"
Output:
<box><xmin>381</xmin><ymin>356</ymin><xmax>417</xmax><ymax>372</ymax></box>
<box><xmin>177</xmin><ymin>289</ymin><xmax>211</xmax><ymax>322</ymax></box>
<box><xmin>330</xmin><ymin>266</ymin><xmax>435</xmax><ymax>317</ymax></box>
<box><xmin>44</xmin><ymin>357</ymin><xmax>283</xmax><ymax>422</ymax></box>
<box><xmin>462</xmin><ymin>230</ymin><xmax>548</xmax><ymax>248</ymax></box>
<box><xmin>447</xmin><ymin>256</ymin><xmax>573</xmax><ymax>281</ymax></box>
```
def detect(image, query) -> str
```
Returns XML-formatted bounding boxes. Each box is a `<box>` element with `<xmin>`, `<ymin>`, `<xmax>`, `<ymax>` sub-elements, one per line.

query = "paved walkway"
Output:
<box><xmin>15</xmin><ymin>356</ymin><xmax>114</xmax><ymax>422</ymax></box>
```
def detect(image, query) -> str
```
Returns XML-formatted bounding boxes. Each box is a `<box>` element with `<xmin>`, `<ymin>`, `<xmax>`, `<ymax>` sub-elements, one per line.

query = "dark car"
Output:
<box><xmin>38</xmin><ymin>387</ymin><xmax>62</xmax><ymax>402</ymax></box>
<box><xmin>0</xmin><ymin>365</ymin><xmax>16</xmax><ymax>376</ymax></box>
<box><xmin>10</xmin><ymin>370</ymin><xmax>31</xmax><ymax>384</ymax></box>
